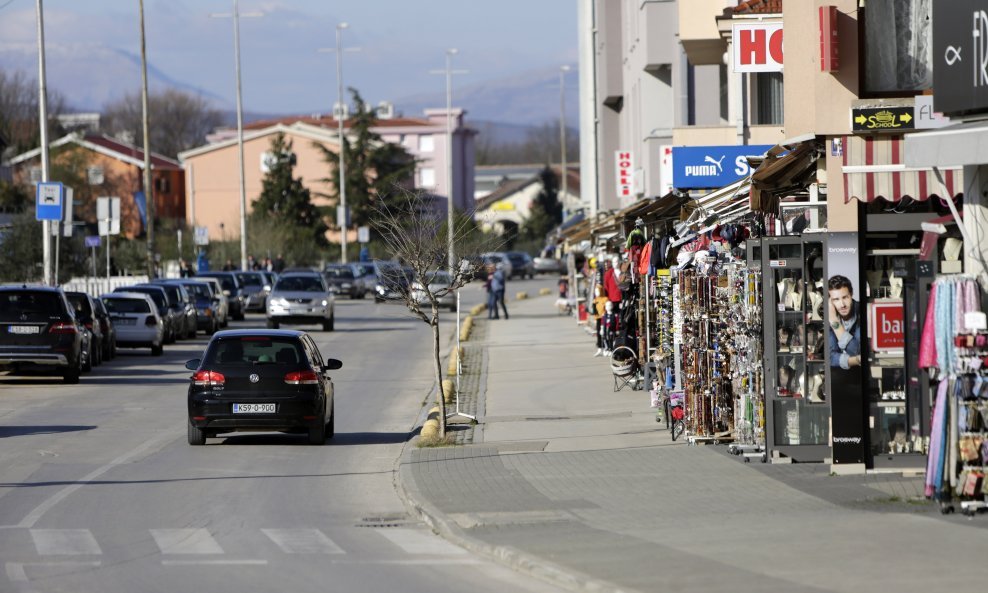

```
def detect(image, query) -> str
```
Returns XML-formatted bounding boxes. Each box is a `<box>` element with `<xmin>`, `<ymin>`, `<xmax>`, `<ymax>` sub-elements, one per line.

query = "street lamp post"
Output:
<box><xmin>34</xmin><ymin>0</ymin><xmax>52</xmax><ymax>286</ymax></box>
<box><xmin>335</xmin><ymin>23</ymin><xmax>350</xmax><ymax>264</ymax></box>
<box><xmin>559</xmin><ymin>65</ymin><xmax>571</xmax><ymax>212</ymax></box>
<box><xmin>212</xmin><ymin>1</ymin><xmax>261</xmax><ymax>272</ymax></box>
<box><xmin>139</xmin><ymin>0</ymin><xmax>155</xmax><ymax>278</ymax></box>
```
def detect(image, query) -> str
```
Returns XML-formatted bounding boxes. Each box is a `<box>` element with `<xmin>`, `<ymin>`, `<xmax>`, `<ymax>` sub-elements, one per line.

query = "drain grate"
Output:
<box><xmin>357</xmin><ymin>514</ymin><xmax>414</xmax><ymax>528</ymax></box>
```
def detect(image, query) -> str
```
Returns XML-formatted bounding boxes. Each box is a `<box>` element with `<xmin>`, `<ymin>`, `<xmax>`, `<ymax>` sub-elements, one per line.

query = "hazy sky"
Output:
<box><xmin>0</xmin><ymin>0</ymin><xmax>579</xmax><ymax>114</ymax></box>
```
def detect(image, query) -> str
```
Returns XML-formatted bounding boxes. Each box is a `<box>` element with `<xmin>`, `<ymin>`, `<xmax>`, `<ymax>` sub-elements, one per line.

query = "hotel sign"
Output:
<box><xmin>615</xmin><ymin>150</ymin><xmax>635</xmax><ymax>199</ymax></box>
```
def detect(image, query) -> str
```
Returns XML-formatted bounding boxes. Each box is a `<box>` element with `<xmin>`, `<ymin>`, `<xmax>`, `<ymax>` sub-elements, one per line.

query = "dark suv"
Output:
<box><xmin>66</xmin><ymin>291</ymin><xmax>106</xmax><ymax>368</ymax></box>
<box><xmin>0</xmin><ymin>286</ymin><xmax>84</xmax><ymax>383</ymax></box>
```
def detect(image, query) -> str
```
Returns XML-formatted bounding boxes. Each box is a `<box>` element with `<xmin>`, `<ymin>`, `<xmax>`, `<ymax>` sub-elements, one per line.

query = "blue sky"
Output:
<box><xmin>0</xmin><ymin>0</ymin><xmax>579</xmax><ymax>115</ymax></box>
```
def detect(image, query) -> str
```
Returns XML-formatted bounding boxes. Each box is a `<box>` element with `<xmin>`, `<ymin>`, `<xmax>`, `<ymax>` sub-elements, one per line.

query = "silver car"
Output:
<box><xmin>266</xmin><ymin>272</ymin><xmax>336</xmax><ymax>331</ymax></box>
<box><xmin>100</xmin><ymin>292</ymin><xmax>165</xmax><ymax>355</ymax></box>
<box><xmin>411</xmin><ymin>270</ymin><xmax>456</xmax><ymax>312</ymax></box>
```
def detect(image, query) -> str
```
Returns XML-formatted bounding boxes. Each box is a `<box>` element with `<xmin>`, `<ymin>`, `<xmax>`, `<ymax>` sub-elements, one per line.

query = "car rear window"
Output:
<box><xmin>275</xmin><ymin>276</ymin><xmax>323</xmax><ymax>292</ymax></box>
<box><xmin>181</xmin><ymin>283</ymin><xmax>212</xmax><ymax>299</ymax></box>
<box><xmin>203</xmin><ymin>337</ymin><xmax>306</xmax><ymax>365</ymax></box>
<box><xmin>124</xmin><ymin>289</ymin><xmax>166</xmax><ymax>311</ymax></box>
<box><xmin>324</xmin><ymin>267</ymin><xmax>354</xmax><ymax>279</ymax></box>
<box><xmin>66</xmin><ymin>294</ymin><xmax>94</xmax><ymax>319</ymax></box>
<box><xmin>103</xmin><ymin>298</ymin><xmax>151</xmax><ymax>314</ymax></box>
<box><xmin>0</xmin><ymin>291</ymin><xmax>65</xmax><ymax>320</ymax></box>
<box><xmin>236</xmin><ymin>273</ymin><xmax>263</xmax><ymax>286</ymax></box>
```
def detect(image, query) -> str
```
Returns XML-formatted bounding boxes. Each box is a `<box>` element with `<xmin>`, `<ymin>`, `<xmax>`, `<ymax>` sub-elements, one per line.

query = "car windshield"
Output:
<box><xmin>202</xmin><ymin>275</ymin><xmax>236</xmax><ymax>291</ymax></box>
<box><xmin>103</xmin><ymin>298</ymin><xmax>151</xmax><ymax>314</ymax></box>
<box><xmin>324</xmin><ymin>268</ymin><xmax>354</xmax><ymax>279</ymax></box>
<box><xmin>123</xmin><ymin>288</ymin><xmax>166</xmax><ymax>311</ymax></box>
<box><xmin>424</xmin><ymin>271</ymin><xmax>452</xmax><ymax>285</ymax></box>
<box><xmin>0</xmin><ymin>291</ymin><xmax>63</xmax><ymax>320</ymax></box>
<box><xmin>181</xmin><ymin>283</ymin><xmax>212</xmax><ymax>299</ymax></box>
<box><xmin>275</xmin><ymin>276</ymin><xmax>324</xmax><ymax>292</ymax></box>
<box><xmin>235</xmin><ymin>273</ymin><xmax>263</xmax><ymax>286</ymax></box>
<box><xmin>203</xmin><ymin>337</ymin><xmax>306</xmax><ymax>365</ymax></box>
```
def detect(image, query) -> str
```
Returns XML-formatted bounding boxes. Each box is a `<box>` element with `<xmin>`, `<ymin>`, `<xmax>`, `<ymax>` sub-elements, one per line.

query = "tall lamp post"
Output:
<box><xmin>139</xmin><ymin>0</ymin><xmax>155</xmax><ymax>278</ymax></box>
<box><xmin>212</xmin><ymin>1</ymin><xmax>261</xmax><ymax>271</ymax></box>
<box><xmin>34</xmin><ymin>0</ymin><xmax>52</xmax><ymax>285</ymax></box>
<box><xmin>559</xmin><ymin>65</ymin><xmax>571</xmax><ymax>213</ymax></box>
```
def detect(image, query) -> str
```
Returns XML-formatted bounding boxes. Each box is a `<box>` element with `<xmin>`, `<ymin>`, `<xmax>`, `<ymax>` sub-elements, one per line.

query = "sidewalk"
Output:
<box><xmin>397</xmin><ymin>295</ymin><xmax>984</xmax><ymax>593</ymax></box>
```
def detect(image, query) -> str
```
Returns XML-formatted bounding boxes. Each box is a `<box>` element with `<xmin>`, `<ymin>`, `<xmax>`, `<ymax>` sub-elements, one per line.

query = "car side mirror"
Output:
<box><xmin>324</xmin><ymin>359</ymin><xmax>343</xmax><ymax>371</ymax></box>
<box><xmin>185</xmin><ymin>359</ymin><xmax>201</xmax><ymax>370</ymax></box>
<box><xmin>223</xmin><ymin>290</ymin><xmax>231</xmax><ymax>296</ymax></box>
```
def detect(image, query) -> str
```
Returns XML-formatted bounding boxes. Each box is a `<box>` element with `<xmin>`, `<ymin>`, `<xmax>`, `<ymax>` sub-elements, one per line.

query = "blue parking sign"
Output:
<box><xmin>36</xmin><ymin>182</ymin><xmax>64</xmax><ymax>221</ymax></box>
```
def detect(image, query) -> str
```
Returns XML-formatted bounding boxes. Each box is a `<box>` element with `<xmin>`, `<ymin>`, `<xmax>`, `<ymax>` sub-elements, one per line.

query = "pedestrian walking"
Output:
<box><xmin>492</xmin><ymin>264</ymin><xmax>508</xmax><ymax>320</ymax></box>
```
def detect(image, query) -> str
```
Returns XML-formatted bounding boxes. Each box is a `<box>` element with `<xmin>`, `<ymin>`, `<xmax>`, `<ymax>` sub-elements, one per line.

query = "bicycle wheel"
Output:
<box><xmin>671</xmin><ymin>419</ymin><xmax>685</xmax><ymax>441</ymax></box>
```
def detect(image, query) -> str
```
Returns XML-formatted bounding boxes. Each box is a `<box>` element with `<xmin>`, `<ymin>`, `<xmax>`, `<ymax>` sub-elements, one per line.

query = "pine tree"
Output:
<box><xmin>253</xmin><ymin>133</ymin><xmax>328</xmax><ymax>246</ymax></box>
<box><xmin>521</xmin><ymin>165</ymin><xmax>564</xmax><ymax>241</ymax></box>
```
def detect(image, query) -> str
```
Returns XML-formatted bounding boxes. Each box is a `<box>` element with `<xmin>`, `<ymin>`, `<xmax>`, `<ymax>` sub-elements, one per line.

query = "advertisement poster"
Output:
<box><xmin>825</xmin><ymin>233</ymin><xmax>867</xmax><ymax>465</ymax></box>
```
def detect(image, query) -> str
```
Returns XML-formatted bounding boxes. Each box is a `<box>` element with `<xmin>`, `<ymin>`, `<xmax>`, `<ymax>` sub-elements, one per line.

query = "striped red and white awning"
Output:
<box><xmin>841</xmin><ymin>135</ymin><xmax>963</xmax><ymax>203</ymax></box>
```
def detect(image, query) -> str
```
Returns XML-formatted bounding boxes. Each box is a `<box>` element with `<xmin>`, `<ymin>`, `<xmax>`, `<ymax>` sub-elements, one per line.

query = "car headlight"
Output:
<box><xmin>321</xmin><ymin>299</ymin><xmax>329</xmax><ymax>306</ymax></box>
<box><xmin>269</xmin><ymin>297</ymin><xmax>288</xmax><ymax>307</ymax></box>
<box><xmin>341</xmin><ymin>283</ymin><xmax>351</xmax><ymax>288</ymax></box>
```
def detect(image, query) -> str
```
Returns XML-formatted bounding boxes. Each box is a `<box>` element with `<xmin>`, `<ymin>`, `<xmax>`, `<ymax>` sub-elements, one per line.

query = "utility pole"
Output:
<box><xmin>559</xmin><ymin>65</ymin><xmax>571</xmax><ymax>213</ymax></box>
<box><xmin>139</xmin><ymin>0</ymin><xmax>155</xmax><ymax>278</ymax></box>
<box><xmin>430</xmin><ymin>49</ymin><xmax>467</xmax><ymax>272</ymax></box>
<box><xmin>212</xmin><ymin>1</ymin><xmax>262</xmax><ymax>271</ymax></box>
<box><xmin>34</xmin><ymin>0</ymin><xmax>52</xmax><ymax>286</ymax></box>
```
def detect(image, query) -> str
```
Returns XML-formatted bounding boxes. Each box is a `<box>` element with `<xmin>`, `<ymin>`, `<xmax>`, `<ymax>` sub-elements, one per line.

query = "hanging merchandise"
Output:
<box><xmin>920</xmin><ymin>275</ymin><xmax>987</xmax><ymax>516</ymax></box>
<box><xmin>724</xmin><ymin>265</ymin><xmax>765</xmax><ymax>454</ymax></box>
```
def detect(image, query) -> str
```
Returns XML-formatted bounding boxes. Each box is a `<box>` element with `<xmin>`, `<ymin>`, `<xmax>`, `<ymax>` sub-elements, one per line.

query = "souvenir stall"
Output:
<box><xmin>920</xmin><ymin>275</ymin><xmax>987</xmax><ymax>515</ymax></box>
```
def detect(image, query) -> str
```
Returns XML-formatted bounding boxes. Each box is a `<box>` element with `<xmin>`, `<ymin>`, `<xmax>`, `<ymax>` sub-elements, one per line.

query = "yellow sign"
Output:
<box><xmin>491</xmin><ymin>201</ymin><xmax>515</xmax><ymax>211</ymax></box>
<box><xmin>852</xmin><ymin>108</ymin><xmax>913</xmax><ymax>131</ymax></box>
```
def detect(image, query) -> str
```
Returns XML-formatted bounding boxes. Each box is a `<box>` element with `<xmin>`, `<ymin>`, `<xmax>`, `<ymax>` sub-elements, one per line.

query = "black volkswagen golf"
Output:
<box><xmin>185</xmin><ymin>329</ymin><xmax>341</xmax><ymax>446</ymax></box>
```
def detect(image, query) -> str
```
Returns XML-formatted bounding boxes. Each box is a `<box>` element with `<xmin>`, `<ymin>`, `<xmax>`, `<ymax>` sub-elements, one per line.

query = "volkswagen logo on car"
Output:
<box><xmin>249</xmin><ymin>373</ymin><xmax>259</xmax><ymax>383</ymax></box>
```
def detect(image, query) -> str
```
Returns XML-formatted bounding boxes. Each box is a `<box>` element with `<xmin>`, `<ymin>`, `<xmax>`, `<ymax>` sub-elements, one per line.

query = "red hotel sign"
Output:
<box><xmin>819</xmin><ymin>6</ymin><xmax>840</xmax><ymax>72</ymax></box>
<box><xmin>615</xmin><ymin>150</ymin><xmax>635</xmax><ymax>199</ymax></box>
<box><xmin>870</xmin><ymin>301</ymin><xmax>904</xmax><ymax>352</ymax></box>
<box><xmin>732</xmin><ymin>22</ymin><xmax>783</xmax><ymax>73</ymax></box>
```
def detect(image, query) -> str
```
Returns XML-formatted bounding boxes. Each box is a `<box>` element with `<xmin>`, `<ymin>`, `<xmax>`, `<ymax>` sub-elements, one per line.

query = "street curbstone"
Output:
<box><xmin>515</xmin><ymin>291</ymin><xmax>528</xmax><ymax>300</ymax></box>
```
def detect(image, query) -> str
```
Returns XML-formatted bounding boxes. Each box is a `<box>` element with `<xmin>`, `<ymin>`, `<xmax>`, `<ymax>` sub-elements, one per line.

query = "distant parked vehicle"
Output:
<box><xmin>411</xmin><ymin>270</ymin><xmax>456</xmax><ymax>312</ymax></box>
<box><xmin>192</xmin><ymin>277</ymin><xmax>229</xmax><ymax>328</ymax></box>
<box><xmin>505</xmin><ymin>251</ymin><xmax>536</xmax><ymax>279</ymax></box>
<box><xmin>92</xmin><ymin>295</ymin><xmax>117</xmax><ymax>361</ymax></box>
<box><xmin>0</xmin><ymin>286</ymin><xmax>84</xmax><ymax>383</ymax></box>
<box><xmin>167</xmin><ymin>280</ymin><xmax>220</xmax><ymax>335</ymax></box>
<box><xmin>234</xmin><ymin>271</ymin><xmax>270</xmax><ymax>313</ymax></box>
<box><xmin>66</xmin><ymin>291</ymin><xmax>106</xmax><ymax>368</ymax></box>
<box><xmin>480</xmin><ymin>252</ymin><xmax>514</xmax><ymax>278</ymax></box>
<box><xmin>100</xmin><ymin>292</ymin><xmax>165</xmax><ymax>356</ymax></box>
<box><xmin>323</xmin><ymin>264</ymin><xmax>366</xmax><ymax>299</ymax></box>
<box><xmin>197</xmin><ymin>272</ymin><xmax>246</xmax><ymax>321</ymax></box>
<box><xmin>534</xmin><ymin>256</ymin><xmax>564</xmax><ymax>275</ymax></box>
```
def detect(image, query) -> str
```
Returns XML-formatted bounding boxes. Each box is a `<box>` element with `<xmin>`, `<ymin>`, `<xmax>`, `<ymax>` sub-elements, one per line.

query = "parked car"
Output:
<box><xmin>113</xmin><ymin>285</ymin><xmax>179</xmax><ymax>344</ymax></box>
<box><xmin>480</xmin><ymin>252</ymin><xmax>514</xmax><ymax>278</ymax></box>
<box><xmin>534</xmin><ymin>256</ymin><xmax>564</xmax><ymax>275</ymax></box>
<box><xmin>323</xmin><ymin>264</ymin><xmax>366</xmax><ymax>299</ymax></box>
<box><xmin>66</xmin><ymin>291</ymin><xmax>106</xmax><ymax>369</ymax></box>
<box><xmin>150</xmin><ymin>281</ymin><xmax>198</xmax><ymax>339</ymax></box>
<box><xmin>373</xmin><ymin>265</ymin><xmax>414</xmax><ymax>303</ymax></box>
<box><xmin>411</xmin><ymin>270</ymin><xmax>456</xmax><ymax>312</ymax></box>
<box><xmin>197</xmin><ymin>272</ymin><xmax>246</xmax><ymax>321</ymax></box>
<box><xmin>184</xmin><ymin>329</ymin><xmax>342</xmax><ymax>445</ymax></box>
<box><xmin>92</xmin><ymin>296</ymin><xmax>117</xmax><ymax>361</ymax></box>
<box><xmin>266</xmin><ymin>271</ymin><xmax>336</xmax><ymax>331</ymax></box>
<box><xmin>505</xmin><ymin>251</ymin><xmax>536</xmax><ymax>279</ymax></box>
<box><xmin>234</xmin><ymin>271</ymin><xmax>271</xmax><ymax>313</ymax></box>
<box><xmin>169</xmin><ymin>280</ymin><xmax>220</xmax><ymax>335</ymax></box>
<box><xmin>100</xmin><ymin>292</ymin><xmax>165</xmax><ymax>356</ymax></box>
<box><xmin>193</xmin><ymin>277</ymin><xmax>229</xmax><ymax>328</ymax></box>
<box><xmin>0</xmin><ymin>286</ymin><xmax>84</xmax><ymax>383</ymax></box>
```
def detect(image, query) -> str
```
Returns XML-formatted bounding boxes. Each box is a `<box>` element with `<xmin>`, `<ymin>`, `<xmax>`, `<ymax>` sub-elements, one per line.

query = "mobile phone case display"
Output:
<box><xmin>677</xmin><ymin>269</ymin><xmax>734</xmax><ymax>440</ymax></box>
<box><xmin>921</xmin><ymin>276</ymin><xmax>987</xmax><ymax>515</ymax></box>
<box><xmin>725</xmin><ymin>265</ymin><xmax>764</xmax><ymax>448</ymax></box>
<box><xmin>764</xmin><ymin>240</ymin><xmax>829</xmax><ymax>454</ymax></box>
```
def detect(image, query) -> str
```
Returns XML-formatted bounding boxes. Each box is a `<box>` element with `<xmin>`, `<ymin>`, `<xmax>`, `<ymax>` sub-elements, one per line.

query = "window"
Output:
<box><xmin>753</xmin><ymin>72</ymin><xmax>784</xmax><ymax>125</ymax></box>
<box><xmin>419</xmin><ymin>167</ymin><xmax>436</xmax><ymax>188</ymax></box>
<box><xmin>863</xmin><ymin>0</ymin><xmax>932</xmax><ymax>94</ymax></box>
<box><xmin>154</xmin><ymin>177</ymin><xmax>171</xmax><ymax>193</ymax></box>
<box><xmin>418</xmin><ymin>135</ymin><xmax>435</xmax><ymax>153</ymax></box>
<box><xmin>87</xmin><ymin>166</ymin><xmax>104</xmax><ymax>185</ymax></box>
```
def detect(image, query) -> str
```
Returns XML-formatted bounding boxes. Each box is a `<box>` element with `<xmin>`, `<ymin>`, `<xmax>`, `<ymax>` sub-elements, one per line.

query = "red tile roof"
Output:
<box><xmin>83</xmin><ymin>134</ymin><xmax>181</xmax><ymax>170</ymax></box>
<box><xmin>244</xmin><ymin>115</ymin><xmax>435</xmax><ymax>131</ymax></box>
<box><xmin>733</xmin><ymin>0</ymin><xmax>782</xmax><ymax>14</ymax></box>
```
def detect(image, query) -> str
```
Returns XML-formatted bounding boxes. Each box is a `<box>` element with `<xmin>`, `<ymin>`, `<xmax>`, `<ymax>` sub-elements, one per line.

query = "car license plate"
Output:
<box><xmin>114</xmin><ymin>318</ymin><xmax>136</xmax><ymax>326</ymax></box>
<box><xmin>8</xmin><ymin>325</ymin><xmax>39</xmax><ymax>334</ymax></box>
<box><xmin>232</xmin><ymin>403</ymin><xmax>276</xmax><ymax>413</ymax></box>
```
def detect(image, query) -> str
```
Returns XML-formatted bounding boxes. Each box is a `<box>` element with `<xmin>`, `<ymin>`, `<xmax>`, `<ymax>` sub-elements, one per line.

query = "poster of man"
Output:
<box><xmin>827</xmin><ymin>274</ymin><xmax>861</xmax><ymax>370</ymax></box>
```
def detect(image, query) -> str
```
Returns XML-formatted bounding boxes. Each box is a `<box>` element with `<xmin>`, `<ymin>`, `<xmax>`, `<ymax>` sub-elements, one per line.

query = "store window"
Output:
<box><xmin>862</xmin><ymin>0</ymin><xmax>932</xmax><ymax>94</ymax></box>
<box><xmin>752</xmin><ymin>72</ymin><xmax>783</xmax><ymax>125</ymax></box>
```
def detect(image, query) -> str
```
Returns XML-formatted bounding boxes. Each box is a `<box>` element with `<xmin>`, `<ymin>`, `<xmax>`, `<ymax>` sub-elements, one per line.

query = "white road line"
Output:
<box><xmin>30</xmin><ymin>529</ymin><xmax>102</xmax><ymax>556</ymax></box>
<box><xmin>374</xmin><ymin>528</ymin><xmax>467</xmax><ymax>555</ymax></box>
<box><xmin>161</xmin><ymin>560</ymin><xmax>267</xmax><ymax>566</ymax></box>
<box><xmin>261</xmin><ymin>528</ymin><xmax>345</xmax><ymax>554</ymax></box>
<box><xmin>5</xmin><ymin>562</ymin><xmax>28</xmax><ymax>582</ymax></box>
<box><xmin>6</xmin><ymin>561</ymin><xmax>101</xmax><ymax>584</ymax></box>
<box><xmin>18</xmin><ymin>432</ymin><xmax>174</xmax><ymax>529</ymax></box>
<box><xmin>150</xmin><ymin>529</ymin><xmax>224</xmax><ymax>555</ymax></box>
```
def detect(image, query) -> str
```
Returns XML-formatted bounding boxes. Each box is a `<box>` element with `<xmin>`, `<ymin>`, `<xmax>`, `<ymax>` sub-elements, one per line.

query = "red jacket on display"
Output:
<box><xmin>603</xmin><ymin>268</ymin><xmax>622</xmax><ymax>302</ymax></box>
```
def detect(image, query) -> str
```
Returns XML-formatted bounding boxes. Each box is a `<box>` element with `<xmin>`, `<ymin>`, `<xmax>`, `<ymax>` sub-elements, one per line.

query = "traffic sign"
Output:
<box><xmin>62</xmin><ymin>187</ymin><xmax>74</xmax><ymax>236</ymax></box>
<box><xmin>97</xmin><ymin>196</ymin><xmax>121</xmax><ymax>236</ymax></box>
<box><xmin>36</xmin><ymin>182</ymin><xmax>64</xmax><ymax>221</ymax></box>
<box><xmin>357</xmin><ymin>226</ymin><xmax>370</xmax><ymax>243</ymax></box>
<box><xmin>85</xmin><ymin>236</ymin><xmax>101</xmax><ymax>248</ymax></box>
<box><xmin>194</xmin><ymin>226</ymin><xmax>210</xmax><ymax>246</ymax></box>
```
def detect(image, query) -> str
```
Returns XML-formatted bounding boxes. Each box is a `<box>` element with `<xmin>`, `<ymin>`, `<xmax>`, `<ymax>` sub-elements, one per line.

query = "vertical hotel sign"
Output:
<box><xmin>615</xmin><ymin>150</ymin><xmax>634</xmax><ymax>199</ymax></box>
<box><xmin>819</xmin><ymin>5</ymin><xmax>840</xmax><ymax>72</ymax></box>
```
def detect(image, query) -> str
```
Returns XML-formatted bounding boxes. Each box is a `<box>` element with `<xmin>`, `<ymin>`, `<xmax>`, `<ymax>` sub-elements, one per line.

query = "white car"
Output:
<box><xmin>411</xmin><ymin>270</ymin><xmax>456</xmax><ymax>312</ymax></box>
<box><xmin>100</xmin><ymin>292</ymin><xmax>165</xmax><ymax>356</ymax></box>
<box><xmin>266</xmin><ymin>272</ymin><xmax>336</xmax><ymax>331</ymax></box>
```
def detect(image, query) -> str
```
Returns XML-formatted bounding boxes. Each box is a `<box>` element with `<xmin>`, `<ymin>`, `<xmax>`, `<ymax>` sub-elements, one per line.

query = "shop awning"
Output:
<box><xmin>842</xmin><ymin>135</ymin><xmax>963</xmax><ymax>203</ymax></box>
<box><xmin>750</xmin><ymin>139</ymin><xmax>820</xmax><ymax>213</ymax></box>
<box><xmin>904</xmin><ymin>121</ymin><xmax>988</xmax><ymax>168</ymax></box>
<box><xmin>691</xmin><ymin>178</ymin><xmax>751</xmax><ymax>230</ymax></box>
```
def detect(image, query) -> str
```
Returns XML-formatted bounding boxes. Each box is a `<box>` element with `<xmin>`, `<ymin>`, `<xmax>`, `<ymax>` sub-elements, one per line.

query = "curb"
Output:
<box><xmin>393</xmin><ymin>447</ymin><xmax>631</xmax><ymax>593</ymax></box>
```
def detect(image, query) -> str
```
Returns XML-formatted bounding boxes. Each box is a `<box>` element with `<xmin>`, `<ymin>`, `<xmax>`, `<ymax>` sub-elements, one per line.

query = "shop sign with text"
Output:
<box><xmin>671</xmin><ymin>145</ymin><xmax>772</xmax><ymax>189</ymax></box>
<box><xmin>732</xmin><ymin>22</ymin><xmax>783</xmax><ymax>73</ymax></box>
<box><xmin>615</xmin><ymin>151</ymin><xmax>635</xmax><ymax>199</ymax></box>
<box><xmin>933</xmin><ymin>0</ymin><xmax>988</xmax><ymax>115</ymax></box>
<box><xmin>851</xmin><ymin>106</ymin><xmax>913</xmax><ymax>132</ymax></box>
<box><xmin>869</xmin><ymin>301</ymin><xmax>905</xmax><ymax>352</ymax></box>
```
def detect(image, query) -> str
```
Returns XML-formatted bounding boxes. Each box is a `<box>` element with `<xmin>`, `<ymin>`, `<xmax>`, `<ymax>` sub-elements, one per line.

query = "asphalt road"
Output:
<box><xmin>0</xmin><ymin>281</ymin><xmax>564</xmax><ymax>593</ymax></box>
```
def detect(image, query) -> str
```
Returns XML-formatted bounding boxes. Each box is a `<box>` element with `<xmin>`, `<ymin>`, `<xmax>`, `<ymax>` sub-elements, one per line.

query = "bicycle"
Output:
<box><xmin>669</xmin><ymin>391</ymin><xmax>686</xmax><ymax>441</ymax></box>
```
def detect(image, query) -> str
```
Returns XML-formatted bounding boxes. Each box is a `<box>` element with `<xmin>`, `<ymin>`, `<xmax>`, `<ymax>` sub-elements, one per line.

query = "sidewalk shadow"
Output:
<box><xmin>0</xmin><ymin>425</ymin><xmax>97</xmax><ymax>438</ymax></box>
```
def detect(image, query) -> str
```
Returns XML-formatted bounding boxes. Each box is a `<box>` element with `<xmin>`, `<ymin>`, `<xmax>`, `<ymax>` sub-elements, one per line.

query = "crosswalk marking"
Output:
<box><xmin>30</xmin><ymin>529</ymin><xmax>102</xmax><ymax>556</ymax></box>
<box><xmin>261</xmin><ymin>529</ymin><xmax>345</xmax><ymax>554</ymax></box>
<box><xmin>150</xmin><ymin>529</ymin><xmax>223</xmax><ymax>554</ymax></box>
<box><xmin>374</xmin><ymin>528</ymin><xmax>467</xmax><ymax>555</ymax></box>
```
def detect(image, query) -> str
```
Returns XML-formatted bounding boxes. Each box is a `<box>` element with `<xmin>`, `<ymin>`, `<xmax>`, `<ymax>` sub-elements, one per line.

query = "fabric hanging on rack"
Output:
<box><xmin>918</xmin><ymin>285</ymin><xmax>938</xmax><ymax>368</ymax></box>
<box><xmin>925</xmin><ymin>378</ymin><xmax>950</xmax><ymax>498</ymax></box>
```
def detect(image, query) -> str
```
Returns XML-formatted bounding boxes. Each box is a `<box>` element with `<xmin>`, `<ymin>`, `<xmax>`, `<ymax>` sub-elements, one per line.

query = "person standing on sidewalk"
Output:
<box><xmin>485</xmin><ymin>264</ymin><xmax>498</xmax><ymax>319</ymax></box>
<box><xmin>491</xmin><ymin>264</ymin><xmax>509</xmax><ymax>320</ymax></box>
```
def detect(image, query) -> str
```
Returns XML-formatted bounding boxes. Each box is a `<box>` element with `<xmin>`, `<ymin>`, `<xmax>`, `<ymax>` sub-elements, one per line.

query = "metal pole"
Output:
<box><xmin>139</xmin><ymin>0</ymin><xmax>155</xmax><ymax>278</ymax></box>
<box><xmin>233</xmin><ymin>0</ymin><xmax>248</xmax><ymax>271</ymax></box>
<box><xmin>560</xmin><ymin>65</ymin><xmax>570</xmax><ymax>211</ymax></box>
<box><xmin>35</xmin><ymin>0</ymin><xmax>52</xmax><ymax>286</ymax></box>
<box><xmin>336</xmin><ymin>23</ymin><xmax>348</xmax><ymax>264</ymax></box>
<box><xmin>445</xmin><ymin>48</ymin><xmax>456</xmax><ymax>272</ymax></box>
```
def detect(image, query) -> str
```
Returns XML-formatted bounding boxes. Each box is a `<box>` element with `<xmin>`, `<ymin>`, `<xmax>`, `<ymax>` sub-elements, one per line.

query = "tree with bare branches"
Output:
<box><xmin>371</xmin><ymin>191</ymin><xmax>495</xmax><ymax>438</ymax></box>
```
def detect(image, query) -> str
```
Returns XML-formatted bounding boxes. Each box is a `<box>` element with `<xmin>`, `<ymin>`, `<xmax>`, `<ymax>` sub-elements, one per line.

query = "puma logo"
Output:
<box><xmin>704</xmin><ymin>155</ymin><xmax>725</xmax><ymax>174</ymax></box>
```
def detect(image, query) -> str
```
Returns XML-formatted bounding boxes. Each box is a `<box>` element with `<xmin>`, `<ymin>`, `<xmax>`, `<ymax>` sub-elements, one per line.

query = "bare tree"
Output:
<box><xmin>372</xmin><ymin>191</ymin><xmax>495</xmax><ymax>438</ymax></box>
<box><xmin>102</xmin><ymin>88</ymin><xmax>224</xmax><ymax>159</ymax></box>
<box><xmin>0</xmin><ymin>68</ymin><xmax>67</xmax><ymax>157</ymax></box>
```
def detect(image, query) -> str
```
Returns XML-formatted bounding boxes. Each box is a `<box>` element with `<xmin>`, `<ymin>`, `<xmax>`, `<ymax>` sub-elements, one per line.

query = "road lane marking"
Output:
<box><xmin>374</xmin><ymin>528</ymin><xmax>467</xmax><ymax>555</ymax></box>
<box><xmin>17</xmin><ymin>432</ymin><xmax>174</xmax><ymax>529</ymax></box>
<box><xmin>150</xmin><ymin>529</ymin><xmax>223</xmax><ymax>555</ymax></box>
<box><xmin>261</xmin><ymin>529</ymin><xmax>345</xmax><ymax>554</ymax></box>
<box><xmin>30</xmin><ymin>530</ymin><xmax>102</xmax><ymax>555</ymax></box>
<box><xmin>6</xmin><ymin>561</ymin><xmax>101</xmax><ymax>583</ymax></box>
